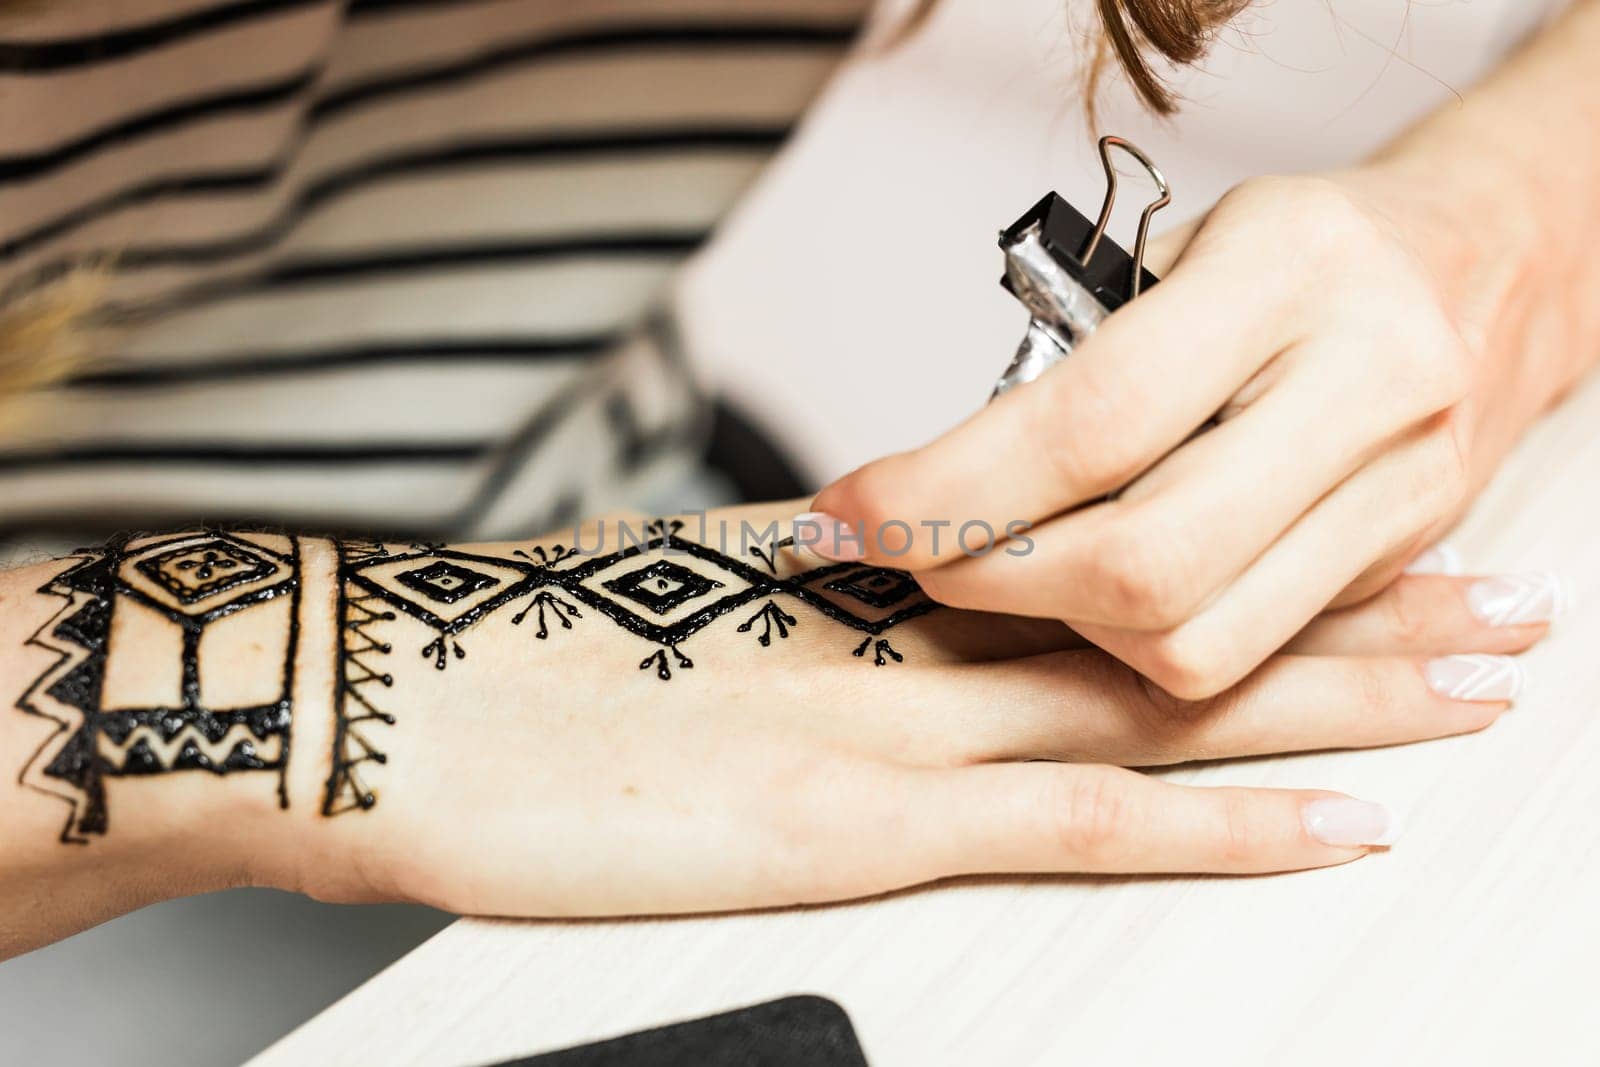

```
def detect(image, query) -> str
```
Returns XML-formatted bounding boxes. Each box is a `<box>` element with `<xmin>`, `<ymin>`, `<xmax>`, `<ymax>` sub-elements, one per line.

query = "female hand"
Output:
<box><xmin>263</xmin><ymin>503</ymin><xmax>1548</xmax><ymax>917</ymax></box>
<box><xmin>807</xmin><ymin>161</ymin><xmax>1578</xmax><ymax>699</ymax></box>
<box><xmin>0</xmin><ymin>502</ymin><xmax>1551</xmax><ymax>951</ymax></box>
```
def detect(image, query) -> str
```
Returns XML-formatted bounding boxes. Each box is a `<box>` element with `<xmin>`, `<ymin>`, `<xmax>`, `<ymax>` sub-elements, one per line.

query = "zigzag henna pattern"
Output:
<box><xmin>322</xmin><ymin>520</ymin><xmax>938</xmax><ymax>815</ymax></box>
<box><xmin>324</xmin><ymin>541</ymin><xmax>395</xmax><ymax>815</ymax></box>
<box><xmin>15</xmin><ymin>533</ymin><xmax>301</xmax><ymax>842</ymax></box>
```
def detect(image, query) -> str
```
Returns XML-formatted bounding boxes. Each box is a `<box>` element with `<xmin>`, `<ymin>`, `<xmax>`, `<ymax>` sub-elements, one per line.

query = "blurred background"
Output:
<box><xmin>0</xmin><ymin>891</ymin><xmax>451</xmax><ymax>1066</ymax></box>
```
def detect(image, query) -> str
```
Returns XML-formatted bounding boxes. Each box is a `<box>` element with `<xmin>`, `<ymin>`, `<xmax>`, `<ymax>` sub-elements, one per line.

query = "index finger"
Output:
<box><xmin>809</xmin><ymin>223</ymin><xmax>1303</xmax><ymax>571</ymax></box>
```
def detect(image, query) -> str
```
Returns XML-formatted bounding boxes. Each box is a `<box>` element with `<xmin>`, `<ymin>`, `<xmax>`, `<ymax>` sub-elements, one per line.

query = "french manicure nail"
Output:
<box><xmin>792</xmin><ymin>511</ymin><xmax>866</xmax><ymax>561</ymax></box>
<box><xmin>1468</xmin><ymin>572</ymin><xmax>1573</xmax><ymax>627</ymax></box>
<box><xmin>1406</xmin><ymin>543</ymin><xmax>1464</xmax><ymax>576</ymax></box>
<box><xmin>1303</xmin><ymin>798</ymin><xmax>1400</xmax><ymax>848</ymax></box>
<box><xmin>1425</xmin><ymin>654</ymin><xmax>1525</xmax><ymax>702</ymax></box>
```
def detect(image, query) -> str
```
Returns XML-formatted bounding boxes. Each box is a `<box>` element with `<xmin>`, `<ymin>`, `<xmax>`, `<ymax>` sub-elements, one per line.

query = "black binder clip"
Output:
<box><xmin>992</xmin><ymin>135</ymin><xmax>1171</xmax><ymax>398</ymax></box>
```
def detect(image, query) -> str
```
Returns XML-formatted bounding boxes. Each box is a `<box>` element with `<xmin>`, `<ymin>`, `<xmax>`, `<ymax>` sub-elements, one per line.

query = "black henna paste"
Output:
<box><xmin>14</xmin><ymin>523</ymin><xmax>937</xmax><ymax>835</ymax></box>
<box><xmin>323</xmin><ymin>540</ymin><xmax>395</xmax><ymax>815</ymax></box>
<box><xmin>321</xmin><ymin>521</ymin><xmax>937</xmax><ymax>816</ymax></box>
<box><xmin>15</xmin><ymin>532</ymin><xmax>301</xmax><ymax>843</ymax></box>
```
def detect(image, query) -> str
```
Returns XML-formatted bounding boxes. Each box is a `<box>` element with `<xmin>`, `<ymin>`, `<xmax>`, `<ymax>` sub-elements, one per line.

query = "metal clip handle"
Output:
<box><xmin>990</xmin><ymin>135</ymin><xmax>1173</xmax><ymax>399</ymax></box>
<box><xmin>1079</xmin><ymin>135</ymin><xmax>1171</xmax><ymax>300</ymax></box>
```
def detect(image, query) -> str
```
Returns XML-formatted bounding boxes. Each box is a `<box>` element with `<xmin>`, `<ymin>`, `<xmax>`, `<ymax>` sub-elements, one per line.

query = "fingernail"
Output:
<box><xmin>1468</xmin><ymin>572</ymin><xmax>1573</xmax><ymax>627</ymax></box>
<box><xmin>1303</xmin><ymin>797</ymin><xmax>1400</xmax><ymax>847</ymax></box>
<box><xmin>1406</xmin><ymin>543</ymin><xmax>1463</xmax><ymax>575</ymax></box>
<box><xmin>1425</xmin><ymin>654</ymin><xmax>1525</xmax><ymax>701</ymax></box>
<box><xmin>792</xmin><ymin>511</ymin><xmax>866</xmax><ymax>562</ymax></box>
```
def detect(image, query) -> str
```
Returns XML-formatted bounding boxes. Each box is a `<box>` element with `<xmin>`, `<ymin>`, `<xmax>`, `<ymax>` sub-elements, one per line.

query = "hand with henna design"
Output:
<box><xmin>0</xmin><ymin>501</ymin><xmax>1549</xmax><ymax>955</ymax></box>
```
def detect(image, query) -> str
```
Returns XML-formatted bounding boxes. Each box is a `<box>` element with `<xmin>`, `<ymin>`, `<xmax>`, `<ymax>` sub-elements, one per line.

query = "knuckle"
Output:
<box><xmin>1123</xmin><ymin>666</ymin><xmax>1236</xmax><ymax>763</ymax></box>
<box><xmin>1349</xmin><ymin>660</ymin><xmax>1403</xmax><ymax>737</ymax></box>
<box><xmin>1348</xmin><ymin>658</ymin><xmax>1392</xmax><ymax>717</ymax></box>
<box><xmin>1089</xmin><ymin>520</ymin><xmax>1202</xmax><ymax>628</ymax></box>
<box><xmin>1217</xmin><ymin>790</ymin><xmax>1272</xmax><ymax>867</ymax></box>
<box><xmin>1288</xmin><ymin>178</ymin><xmax>1379</xmax><ymax>249</ymax></box>
<box><xmin>1220</xmin><ymin>174</ymin><xmax>1311</xmax><ymax>221</ymax></box>
<box><xmin>1390</xmin><ymin>323</ymin><xmax>1473</xmax><ymax>415</ymax></box>
<box><xmin>1141</xmin><ymin>627</ymin><xmax>1236</xmax><ymax>702</ymax></box>
<box><xmin>1380</xmin><ymin>578</ymin><xmax>1436</xmax><ymax>648</ymax></box>
<box><xmin>1043</xmin><ymin>767</ymin><xmax>1139</xmax><ymax>863</ymax></box>
<box><xmin>1216</xmin><ymin>173</ymin><xmax>1274</xmax><ymax>208</ymax></box>
<box><xmin>1224</xmin><ymin>176</ymin><xmax>1373</xmax><ymax>260</ymax></box>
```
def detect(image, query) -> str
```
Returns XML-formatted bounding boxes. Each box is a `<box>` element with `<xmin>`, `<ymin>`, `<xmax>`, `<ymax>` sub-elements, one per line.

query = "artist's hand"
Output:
<box><xmin>808</xmin><ymin>162</ymin><xmax>1577</xmax><ymax>698</ymax></box>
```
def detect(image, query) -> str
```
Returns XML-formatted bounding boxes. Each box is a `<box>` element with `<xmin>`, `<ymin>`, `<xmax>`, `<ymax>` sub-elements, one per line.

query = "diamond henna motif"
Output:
<box><xmin>825</xmin><ymin>567</ymin><xmax>920</xmax><ymax>610</ymax></box>
<box><xmin>396</xmin><ymin>561</ymin><xmax>500</xmax><ymax>605</ymax></box>
<box><xmin>135</xmin><ymin>541</ymin><xmax>275</xmax><ymax>603</ymax></box>
<box><xmin>602</xmin><ymin>560</ymin><xmax>722</xmax><ymax>615</ymax></box>
<box><xmin>796</xmin><ymin>563</ymin><xmax>936</xmax><ymax>633</ymax></box>
<box><xmin>564</xmin><ymin>540</ymin><xmax>763</xmax><ymax>647</ymax></box>
<box><xmin>118</xmin><ymin>533</ymin><xmax>296</xmax><ymax>620</ymax></box>
<box><xmin>346</xmin><ymin>551</ymin><xmax>535</xmax><ymax>633</ymax></box>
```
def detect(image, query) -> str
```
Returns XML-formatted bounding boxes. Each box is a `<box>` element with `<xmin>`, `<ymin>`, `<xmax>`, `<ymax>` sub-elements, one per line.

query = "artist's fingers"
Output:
<box><xmin>1287</xmin><ymin>573</ymin><xmax>1565</xmax><ymax>656</ymax></box>
<box><xmin>1051</xmin><ymin>336</ymin><xmax>1457</xmax><ymax>627</ymax></box>
<box><xmin>887</xmin><ymin>762</ymin><xmax>1389</xmax><ymax>880</ymax></box>
<box><xmin>915</xmin><ymin>650</ymin><xmax>1510</xmax><ymax>769</ymax></box>
<box><xmin>807</xmin><ymin>221</ymin><xmax>1301</xmax><ymax>570</ymax></box>
<box><xmin>910</xmin><ymin>365</ymin><xmax>1459</xmax><ymax>635</ymax></box>
<box><xmin>1064</xmin><ymin>426</ymin><xmax>1468</xmax><ymax>698</ymax></box>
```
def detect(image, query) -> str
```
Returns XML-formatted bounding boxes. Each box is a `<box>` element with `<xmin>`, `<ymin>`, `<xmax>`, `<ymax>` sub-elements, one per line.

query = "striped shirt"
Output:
<box><xmin>0</xmin><ymin>0</ymin><xmax>868</xmax><ymax>552</ymax></box>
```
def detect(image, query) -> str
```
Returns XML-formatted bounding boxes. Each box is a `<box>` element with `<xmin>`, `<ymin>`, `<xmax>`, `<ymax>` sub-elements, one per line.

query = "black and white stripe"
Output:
<box><xmin>0</xmin><ymin>0</ymin><xmax>866</xmax><ymax>543</ymax></box>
